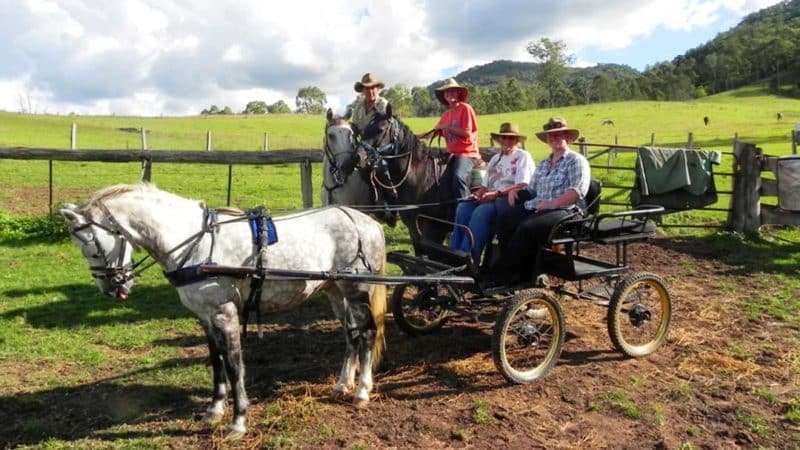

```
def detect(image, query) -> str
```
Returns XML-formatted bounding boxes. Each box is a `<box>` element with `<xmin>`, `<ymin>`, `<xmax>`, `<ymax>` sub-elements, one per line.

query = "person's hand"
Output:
<box><xmin>537</xmin><ymin>200</ymin><xmax>555</xmax><ymax>210</ymax></box>
<box><xmin>478</xmin><ymin>190</ymin><xmax>497</xmax><ymax>203</ymax></box>
<box><xmin>507</xmin><ymin>187</ymin><xmax>522</xmax><ymax>206</ymax></box>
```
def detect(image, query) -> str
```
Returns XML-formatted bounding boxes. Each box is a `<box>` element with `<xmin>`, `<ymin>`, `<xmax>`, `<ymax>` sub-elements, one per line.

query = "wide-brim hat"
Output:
<box><xmin>535</xmin><ymin>117</ymin><xmax>580</xmax><ymax>143</ymax></box>
<box><xmin>354</xmin><ymin>73</ymin><xmax>385</xmax><ymax>92</ymax></box>
<box><xmin>434</xmin><ymin>78</ymin><xmax>469</xmax><ymax>105</ymax></box>
<box><xmin>490</xmin><ymin>122</ymin><xmax>526</xmax><ymax>144</ymax></box>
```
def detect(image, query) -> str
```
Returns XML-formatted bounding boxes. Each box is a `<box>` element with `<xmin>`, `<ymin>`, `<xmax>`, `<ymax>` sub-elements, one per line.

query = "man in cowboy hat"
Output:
<box><xmin>350</xmin><ymin>73</ymin><xmax>389</xmax><ymax>133</ymax></box>
<box><xmin>418</xmin><ymin>78</ymin><xmax>481</xmax><ymax>201</ymax></box>
<box><xmin>450</xmin><ymin>122</ymin><xmax>534</xmax><ymax>264</ymax></box>
<box><xmin>490</xmin><ymin>117</ymin><xmax>591</xmax><ymax>285</ymax></box>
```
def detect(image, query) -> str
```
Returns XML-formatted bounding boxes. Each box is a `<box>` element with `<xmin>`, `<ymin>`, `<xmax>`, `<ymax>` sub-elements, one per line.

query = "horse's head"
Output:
<box><xmin>324</xmin><ymin>108</ymin><xmax>360</xmax><ymax>180</ymax></box>
<box><xmin>60</xmin><ymin>203</ymin><xmax>135</xmax><ymax>300</ymax></box>
<box><xmin>359</xmin><ymin>103</ymin><xmax>396</xmax><ymax>155</ymax></box>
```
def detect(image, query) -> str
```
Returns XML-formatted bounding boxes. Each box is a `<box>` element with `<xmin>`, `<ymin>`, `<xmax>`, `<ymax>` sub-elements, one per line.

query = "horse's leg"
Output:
<box><xmin>327</xmin><ymin>287</ymin><xmax>358</xmax><ymax>397</ymax></box>
<box><xmin>340</xmin><ymin>284</ymin><xmax>378</xmax><ymax>408</ymax></box>
<box><xmin>209</xmin><ymin>301</ymin><xmax>249</xmax><ymax>439</ymax></box>
<box><xmin>201</xmin><ymin>321</ymin><xmax>227</xmax><ymax>425</ymax></box>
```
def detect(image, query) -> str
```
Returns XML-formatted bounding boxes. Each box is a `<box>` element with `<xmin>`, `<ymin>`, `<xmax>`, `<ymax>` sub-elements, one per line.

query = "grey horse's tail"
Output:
<box><xmin>369</xmin><ymin>253</ymin><xmax>387</xmax><ymax>366</ymax></box>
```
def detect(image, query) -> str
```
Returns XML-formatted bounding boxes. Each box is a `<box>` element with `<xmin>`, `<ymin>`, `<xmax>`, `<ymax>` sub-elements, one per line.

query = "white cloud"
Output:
<box><xmin>0</xmin><ymin>0</ymin><xmax>784</xmax><ymax>116</ymax></box>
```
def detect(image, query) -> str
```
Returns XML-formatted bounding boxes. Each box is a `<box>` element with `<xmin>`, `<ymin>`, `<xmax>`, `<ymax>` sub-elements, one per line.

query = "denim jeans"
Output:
<box><xmin>451</xmin><ymin>156</ymin><xmax>476</xmax><ymax>200</ymax></box>
<box><xmin>450</xmin><ymin>197</ymin><xmax>514</xmax><ymax>264</ymax></box>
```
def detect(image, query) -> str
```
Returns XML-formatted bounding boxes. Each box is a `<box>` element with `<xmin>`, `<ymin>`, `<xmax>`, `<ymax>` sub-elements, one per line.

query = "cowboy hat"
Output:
<box><xmin>354</xmin><ymin>73</ymin><xmax>385</xmax><ymax>92</ymax></box>
<box><xmin>490</xmin><ymin>122</ymin><xmax>526</xmax><ymax>145</ymax></box>
<box><xmin>535</xmin><ymin>117</ymin><xmax>580</xmax><ymax>143</ymax></box>
<box><xmin>434</xmin><ymin>78</ymin><xmax>469</xmax><ymax>105</ymax></box>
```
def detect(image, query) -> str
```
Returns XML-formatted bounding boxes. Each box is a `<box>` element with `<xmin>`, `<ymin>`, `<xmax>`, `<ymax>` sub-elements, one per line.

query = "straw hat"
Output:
<box><xmin>535</xmin><ymin>117</ymin><xmax>580</xmax><ymax>143</ymax></box>
<box><xmin>434</xmin><ymin>78</ymin><xmax>469</xmax><ymax>105</ymax></box>
<box><xmin>354</xmin><ymin>73</ymin><xmax>385</xmax><ymax>92</ymax></box>
<box><xmin>490</xmin><ymin>122</ymin><xmax>526</xmax><ymax>145</ymax></box>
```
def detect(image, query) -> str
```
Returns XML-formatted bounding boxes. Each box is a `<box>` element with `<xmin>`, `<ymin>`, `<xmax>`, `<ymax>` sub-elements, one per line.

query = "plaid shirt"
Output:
<box><xmin>523</xmin><ymin>149</ymin><xmax>591</xmax><ymax>211</ymax></box>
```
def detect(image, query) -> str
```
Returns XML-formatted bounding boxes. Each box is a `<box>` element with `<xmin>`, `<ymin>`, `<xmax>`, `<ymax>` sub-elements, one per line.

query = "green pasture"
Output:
<box><xmin>1</xmin><ymin>83</ymin><xmax>799</xmax><ymax>223</ymax></box>
<box><xmin>1</xmin><ymin>85</ymin><xmax>799</xmax><ymax>447</ymax></box>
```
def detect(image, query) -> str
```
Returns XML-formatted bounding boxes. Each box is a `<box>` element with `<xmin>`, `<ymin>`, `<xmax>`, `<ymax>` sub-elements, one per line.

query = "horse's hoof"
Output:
<box><xmin>331</xmin><ymin>385</ymin><xmax>350</xmax><ymax>398</ymax></box>
<box><xmin>202</xmin><ymin>411</ymin><xmax>224</xmax><ymax>425</ymax></box>
<box><xmin>225</xmin><ymin>424</ymin><xmax>246</xmax><ymax>441</ymax></box>
<box><xmin>352</xmin><ymin>396</ymin><xmax>369</xmax><ymax>409</ymax></box>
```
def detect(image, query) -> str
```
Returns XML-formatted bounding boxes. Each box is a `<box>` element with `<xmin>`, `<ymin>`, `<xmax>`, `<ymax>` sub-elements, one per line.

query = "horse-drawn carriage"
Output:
<box><xmin>386</xmin><ymin>192</ymin><xmax>671</xmax><ymax>383</ymax></box>
<box><xmin>60</xmin><ymin>111</ymin><xmax>672</xmax><ymax>438</ymax></box>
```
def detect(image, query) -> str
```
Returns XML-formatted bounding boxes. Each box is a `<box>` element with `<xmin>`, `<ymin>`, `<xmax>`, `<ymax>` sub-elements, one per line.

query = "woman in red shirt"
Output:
<box><xmin>418</xmin><ymin>78</ymin><xmax>481</xmax><ymax>200</ymax></box>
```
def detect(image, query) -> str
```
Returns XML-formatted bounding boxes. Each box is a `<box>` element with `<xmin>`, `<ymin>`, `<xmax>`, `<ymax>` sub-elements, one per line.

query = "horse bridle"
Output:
<box><xmin>357</xmin><ymin>115</ymin><xmax>414</xmax><ymax>191</ymax></box>
<box><xmin>69</xmin><ymin>215</ymin><xmax>134</xmax><ymax>290</ymax></box>
<box><xmin>322</xmin><ymin>120</ymin><xmax>360</xmax><ymax>192</ymax></box>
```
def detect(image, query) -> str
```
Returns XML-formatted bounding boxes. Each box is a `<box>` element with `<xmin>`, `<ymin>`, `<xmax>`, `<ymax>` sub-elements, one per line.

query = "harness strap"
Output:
<box><xmin>241</xmin><ymin>207</ymin><xmax>278</xmax><ymax>340</ymax></box>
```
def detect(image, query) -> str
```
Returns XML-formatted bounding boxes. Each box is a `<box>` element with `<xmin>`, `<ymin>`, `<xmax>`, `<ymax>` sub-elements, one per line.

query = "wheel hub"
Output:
<box><xmin>516</xmin><ymin>323</ymin><xmax>541</xmax><ymax>346</ymax></box>
<box><xmin>629</xmin><ymin>304</ymin><xmax>651</xmax><ymax>326</ymax></box>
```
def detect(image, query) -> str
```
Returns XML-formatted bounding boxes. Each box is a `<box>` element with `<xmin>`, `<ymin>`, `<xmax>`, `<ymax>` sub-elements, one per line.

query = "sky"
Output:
<box><xmin>0</xmin><ymin>0</ymin><xmax>785</xmax><ymax>117</ymax></box>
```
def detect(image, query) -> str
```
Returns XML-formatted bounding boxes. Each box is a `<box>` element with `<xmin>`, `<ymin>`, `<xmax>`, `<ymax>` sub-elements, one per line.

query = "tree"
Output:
<box><xmin>382</xmin><ymin>84</ymin><xmax>413</xmax><ymax>117</ymax></box>
<box><xmin>267</xmin><ymin>100</ymin><xmax>292</xmax><ymax>114</ymax></box>
<box><xmin>411</xmin><ymin>87</ymin><xmax>439</xmax><ymax>117</ymax></box>
<box><xmin>201</xmin><ymin>105</ymin><xmax>220</xmax><ymax>115</ymax></box>
<box><xmin>295</xmin><ymin>86</ymin><xmax>327</xmax><ymax>114</ymax></box>
<box><xmin>242</xmin><ymin>100</ymin><xmax>268</xmax><ymax>114</ymax></box>
<box><xmin>526</xmin><ymin>38</ymin><xmax>574</xmax><ymax>107</ymax></box>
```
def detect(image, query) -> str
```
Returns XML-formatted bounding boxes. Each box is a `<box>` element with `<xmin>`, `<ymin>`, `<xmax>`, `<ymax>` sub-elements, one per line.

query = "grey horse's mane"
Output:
<box><xmin>83</xmin><ymin>183</ymin><xmax>206</xmax><ymax>215</ymax></box>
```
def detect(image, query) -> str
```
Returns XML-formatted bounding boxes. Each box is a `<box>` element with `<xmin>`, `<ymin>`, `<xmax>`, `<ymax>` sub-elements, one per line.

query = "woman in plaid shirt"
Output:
<box><xmin>492</xmin><ymin>117</ymin><xmax>591</xmax><ymax>283</ymax></box>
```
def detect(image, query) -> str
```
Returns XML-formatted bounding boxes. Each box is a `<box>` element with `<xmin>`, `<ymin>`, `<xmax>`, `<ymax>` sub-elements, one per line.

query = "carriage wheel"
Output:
<box><xmin>492</xmin><ymin>289</ymin><xmax>565</xmax><ymax>384</ymax></box>
<box><xmin>607</xmin><ymin>272</ymin><xmax>672</xmax><ymax>357</ymax></box>
<box><xmin>391</xmin><ymin>284</ymin><xmax>451</xmax><ymax>336</ymax></box>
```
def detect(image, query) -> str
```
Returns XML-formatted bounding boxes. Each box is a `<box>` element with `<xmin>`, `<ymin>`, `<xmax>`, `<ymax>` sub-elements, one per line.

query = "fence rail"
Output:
<box><xmin>0</xmin><ymin>147</ymin><xmax>323</xmax><ymax>213</ymax></box>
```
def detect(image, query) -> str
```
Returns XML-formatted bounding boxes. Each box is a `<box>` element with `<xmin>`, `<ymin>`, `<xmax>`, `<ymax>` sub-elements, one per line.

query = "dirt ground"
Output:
<box><xmin>2</xmin><ymin>186</ymin><xmax>799</xmax><ymax>449</ymax></box>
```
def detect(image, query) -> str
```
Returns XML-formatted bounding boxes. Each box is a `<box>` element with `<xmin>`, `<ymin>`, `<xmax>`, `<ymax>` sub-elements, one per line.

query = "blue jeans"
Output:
<box><xmin>451</xmin><ymin>156</ymin><xmax>476</xmax><ymax>200</ymax></box>
<box><xmin>450</xmin><ymin>197</ymin><xmax>514</xmax><ymax>264</ymax></box>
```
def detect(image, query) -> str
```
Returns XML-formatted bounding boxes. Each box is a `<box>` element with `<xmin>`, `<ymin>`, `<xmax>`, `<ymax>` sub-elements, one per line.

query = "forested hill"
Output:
<box><xmin>453</xmin><ymin>60</ymin><xmax>639</xmax><ymax>88</ymax></box>
<box><xmin>422</xmin><ymin>0</ymin><xmax>799</xmax><ymax>114</ymax></box>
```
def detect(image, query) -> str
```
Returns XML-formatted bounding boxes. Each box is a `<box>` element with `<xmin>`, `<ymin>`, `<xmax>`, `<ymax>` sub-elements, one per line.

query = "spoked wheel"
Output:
<box><xmin>391</xmin><ymin>283</ymin><xmax>452</xmax><ymax>336</ymax></box>
<box><xmin>492</xmin><ymin>289</ymin><xmax>565</xmax><ymax>384</ymax></box>
<box><xmin>607</xmin><ymin>272</ymin><xmax>672</xmax><ymax>357</ymax></box>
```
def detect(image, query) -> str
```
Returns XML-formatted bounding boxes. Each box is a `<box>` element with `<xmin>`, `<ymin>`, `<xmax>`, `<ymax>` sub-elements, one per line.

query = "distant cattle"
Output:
<box><xmin>602</xmin><ymin>119</ymin><xmax>614</xmax><ymax>126</ymax></box>
<box><xmin>778</xmin><ymin>112</ymin><xmax>783</xmax><ymax>121</ymax></box>
<box><xmin>703</xmin><ymin>116</ymin><xmax>710</xmax><ymax>126</ymax></box>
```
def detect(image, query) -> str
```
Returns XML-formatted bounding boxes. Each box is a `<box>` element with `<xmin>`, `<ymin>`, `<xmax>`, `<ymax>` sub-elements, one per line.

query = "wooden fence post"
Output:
<box><xmin>263</xmin><ymin>133</ymin><xmax>269</xmax><ymax>152</ymax></box>
<box><xmin>792</xmin><ymin>130</ymin><xmax>797</xmax><ymax>155</ymax></box>
<box><xmin>687</xmin><ymin>132</ymin><xmax>693</xmax><ymax>149</ymax></box>
<box><xmin>578</xmin><ymin>137</ymin><xmax>587</xmax><ymax>157</ymax></box>
<box><xmin>206</xmin><ymin>131</ymin><xmax>212</xmax><ymax>151</ymax></box>
<box><xmin>729</xmin><ymin>141</ymin><xmax>762</xmax><ymax>233</ymax></box>
<box><xmin>140</xmin><ymin>128</ymin><xmax>152</xmax><ymax>182</ymax></box>
<box><xmin>300</xmin><ymin>159</ymin><xmax>313</xmax><ymax>208</ymax></box>
<box><xmin>71</xmin><ymin>123</ymin><xmax>77</xmax><ymax>149</ymax></box>
<box><xmin>650</xmin><ymin>133</ymin><xmax>655</xmax><ymax>146</ymax></box>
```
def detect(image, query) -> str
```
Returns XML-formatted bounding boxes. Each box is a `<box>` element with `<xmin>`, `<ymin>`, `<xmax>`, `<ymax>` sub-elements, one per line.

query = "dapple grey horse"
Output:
<box><xmin>61</xmin><ymin>183</ymin><xmax>387</xmax><ymax>439</ymax></box>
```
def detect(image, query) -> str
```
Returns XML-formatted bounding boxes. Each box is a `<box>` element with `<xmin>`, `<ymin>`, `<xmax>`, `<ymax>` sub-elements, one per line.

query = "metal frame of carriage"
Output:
<box><xmin>383</xmin><ymin>183</ymin><xmax>673</xmax><ymax>384</ymax></box>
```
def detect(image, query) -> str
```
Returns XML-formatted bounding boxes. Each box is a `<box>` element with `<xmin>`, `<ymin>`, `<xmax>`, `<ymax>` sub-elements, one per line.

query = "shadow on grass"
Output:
<box><xmin>651</xmin><ymin>232</ymin><xmax>800</xmax><ymax>277</ymax></box>
<box><xmin>1</xmin><ymin>283</ymin><xmax>191</xmax><ymax>329</ymax></box>
<box><xmin>0</xmin><ymin>357</ymin><xmax>207</xmax><ymax>448</ymax></box>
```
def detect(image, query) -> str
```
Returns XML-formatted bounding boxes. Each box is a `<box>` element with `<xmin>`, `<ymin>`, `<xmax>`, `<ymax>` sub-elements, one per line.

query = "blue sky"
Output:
<box><xmin>577</xmin><ymin>9</ymin><xmax>745</xmax><ymax>70</ymax></box>
<box><xmin>0</xmin><ymin>0</ymin><xmax>784</xmax><ymax>116</ymax></box>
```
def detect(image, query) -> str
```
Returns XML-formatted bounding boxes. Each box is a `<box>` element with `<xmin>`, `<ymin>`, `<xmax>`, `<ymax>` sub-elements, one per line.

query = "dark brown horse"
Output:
<box><xmin>328</xmin><ymin>104</ymin><xmax>460</xmax><ymax>249</ymax></box>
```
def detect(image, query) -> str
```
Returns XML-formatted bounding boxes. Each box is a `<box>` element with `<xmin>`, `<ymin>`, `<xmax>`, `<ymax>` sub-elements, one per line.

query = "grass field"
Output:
<box><xmin>1</xmin><ymin>85</ymin><xmax>799</xmax><ymax>448</ymax></box>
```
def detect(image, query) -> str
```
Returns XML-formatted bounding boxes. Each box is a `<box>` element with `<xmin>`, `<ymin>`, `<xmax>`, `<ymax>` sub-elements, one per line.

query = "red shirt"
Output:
<box><xmin>436</xmin><ymin>103</ymin><xmax>480</xmax><ymax>158</ymax></box>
